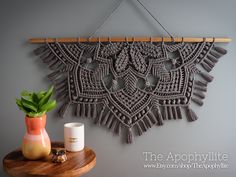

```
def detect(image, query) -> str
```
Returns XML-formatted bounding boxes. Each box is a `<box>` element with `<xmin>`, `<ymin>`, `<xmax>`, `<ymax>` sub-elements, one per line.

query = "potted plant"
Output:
<box><xmin>16</xmin><ymin>86</ymin><xmax>56</xmax><ymax>160</ymax></box>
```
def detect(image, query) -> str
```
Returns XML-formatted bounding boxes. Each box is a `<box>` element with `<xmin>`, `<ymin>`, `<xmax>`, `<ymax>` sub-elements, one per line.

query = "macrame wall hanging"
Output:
<box><xmin>30</xmin><ymin>0</ymin><xmax>231</xmax><ymax>143</ymax></box>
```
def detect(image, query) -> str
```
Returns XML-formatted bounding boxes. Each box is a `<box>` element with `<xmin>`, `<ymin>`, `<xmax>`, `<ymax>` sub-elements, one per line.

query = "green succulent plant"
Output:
<box><xmin>15</xmin><ymin>86</ymin><xmax>57</xmax><ymax>118</ymax></box>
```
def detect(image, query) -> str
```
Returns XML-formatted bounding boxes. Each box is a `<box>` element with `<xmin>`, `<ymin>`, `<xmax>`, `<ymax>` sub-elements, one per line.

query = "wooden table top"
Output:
<box><xmin>3</xmin><ymin>142</ymin><xmax>96</xmax><ymax>177</ymax></box>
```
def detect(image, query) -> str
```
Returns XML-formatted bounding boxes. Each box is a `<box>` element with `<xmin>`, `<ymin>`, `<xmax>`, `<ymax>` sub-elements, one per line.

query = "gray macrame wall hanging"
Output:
<box><xmin>30</xmin><ymin>0</ymin><xmax>230</xmax><ymax>143</ymax></box>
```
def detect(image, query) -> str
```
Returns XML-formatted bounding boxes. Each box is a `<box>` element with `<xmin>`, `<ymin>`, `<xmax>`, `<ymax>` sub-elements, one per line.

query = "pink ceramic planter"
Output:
<box><xmin>22</xmin><ymin>114</ymin><xmax>51</xmax><ymax>160</ymax></box>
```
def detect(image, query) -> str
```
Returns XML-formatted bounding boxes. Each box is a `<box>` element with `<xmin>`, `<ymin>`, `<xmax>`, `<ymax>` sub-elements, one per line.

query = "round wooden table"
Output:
<box><xmin>3</xmin><ymin>142</ymin><xmax>96</xmax><ymax>177</ymax></box>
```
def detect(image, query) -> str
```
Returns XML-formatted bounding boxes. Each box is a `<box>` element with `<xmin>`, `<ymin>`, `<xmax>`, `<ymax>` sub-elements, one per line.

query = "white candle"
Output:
<box><xmin>64</xmin><ymin>122</ymin><xmax>84</xmax><ymax>152</ymax></box>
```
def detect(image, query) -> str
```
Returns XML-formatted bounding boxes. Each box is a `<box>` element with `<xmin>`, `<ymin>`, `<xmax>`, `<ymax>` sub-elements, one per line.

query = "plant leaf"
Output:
<box><xmin>21</xmin><ymin>90</ymin><xmax>32</xmax><ymax>97</ymax></box>
<box><xmin>32</xmin><ymin>93</ymin><xmax>39</xmax><ymax>103</ymax></box>
<box><xmin>21</xmin><ymin>97</ymin><xmax>38</xmax><ymax>112</ymax></box>
<box><xmin>38</xmin><ymin>86</ymin><xmax>54</xmax><ymax>108</ymax></box>
<box><xmin>37</xmin><ymin>91</ymin><xmax>46</xmax><ymax>100</ymax></box>
<box><xmin>40</xmin><ymin>100</ymin><xmax>56</xmax><ymax>112</ymax></box>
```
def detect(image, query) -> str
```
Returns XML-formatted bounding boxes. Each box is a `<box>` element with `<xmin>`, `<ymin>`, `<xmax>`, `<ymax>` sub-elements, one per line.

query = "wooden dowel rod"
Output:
<box><xmin>29</xmin><ymin>37</ymin><xmax>232</xmax><ymax>43</ymax></box>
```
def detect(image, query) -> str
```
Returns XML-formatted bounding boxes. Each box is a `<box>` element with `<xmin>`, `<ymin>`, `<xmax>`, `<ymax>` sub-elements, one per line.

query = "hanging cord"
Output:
<box><xmin>136</xmin><ymin>0</ymin><xmax>173</xmax><ymax>38</ymax></box>
<box><xmin>89</xmin><ymin>0</ymin><xmax>126</xmax><ymax>39</ymax></box>
<box><xmin>89</xmin><ymin>0</ymin><xmax>173</xmax><ymax>39</ymax></box>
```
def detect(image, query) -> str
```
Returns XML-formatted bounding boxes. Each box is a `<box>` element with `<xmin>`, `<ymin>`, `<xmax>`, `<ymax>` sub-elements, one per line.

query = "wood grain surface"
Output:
<box><xmin>3</xmin><ymin>142</ymin><xmax>96</xmax><ymax>177</ymax></box>
<box><xmin>29</xmin><ymin>37</ymin><xmax>232</xmax><ymax>43</ymax></box>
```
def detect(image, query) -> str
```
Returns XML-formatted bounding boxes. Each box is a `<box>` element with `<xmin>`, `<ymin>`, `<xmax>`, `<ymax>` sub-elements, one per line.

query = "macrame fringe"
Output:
<box><xmin>56</xmin><ymin>89</ymin><xmax>68</xmax><ymax>101</ymax></box>
<box><xmin>126</xmin><ymin>128</ymin><xmax>133</xmax><ymax>144</ymax></box>
<box><xmin>163</xmin><ymin>106</ymin><xmax>168</xmax><ymax>120</ymax></box>
<box><xmin>92</xmin><ymin>104</ymin><xmax>97</xmax><ymax>119</ymax></box>
<box><xmin>106</xmin><ymin>115</ymin><xmax>114</xmax><ymax>129</ymax></box>
<box><xmin>110</xmin><ymin>119</ymin><xmax>118</xmax><ymax>131</ymax></box>
<box><xmin>172</xmin><ymin>107</ymin><xmax>178</xmax><ymax>119</ymax></box>
<box><xmin>206</xmin><ymin>55</ymin><xmax>218</xmax><ymax>63</ymax></box>
<box><xmin>154</xmin><ymin>107</ymin><xmax>164</xmax><ymax>125</ymax></box>
<box><xmin>114</xmin><ymin>122</ymin><xmax>121</xmax><ymax>135</ymax></box>
<box><xmin>201</xmin><ymin>62</ymin><xmax>212</xmax><ymax>72</ymax></box>
<box><xmin>193</xmin><ymin>91</ymin><xmax>205</xmax><ymax>99</ymax></box>
<box><xmin>143</xmin><ymin>115</ymin><xmax>153</xmax><ymax>128</ymax></box>
<box><xmin>75</xmin><ymin>103</ymin><xmax>97</xmax><ymax>119</ymax></box>
<box><xmin>33</xmin><ymin>45</ymin><xmax>48</xmax><ymax>55</ymax></box>
<box><xmin>80</xmin><ymin>103</ymin><xmax>86</xmax><ymax>117</ymax></box>
<box><xmin>147</xmin><ymin>111</ymin><xmax>157</xmax><ymax>125</ymax></box>
<box><xmin>195</xmin><ymin>80</ymin><xmax>208</xmax><ymax>87</ymax></box>
<box><xmin>140</xmin><ymin>120</ymin><xmax>148</xmax><ymax>132</ymax></box>
<box><xmin>42</xmin><ymin>53</ymin><xmax>55</xmax><ymax>63</ymax></box>
<box><xmin>210</xmin><ymin>50</ymin><xmax>221</xmax><ymax>58</ymax></box>
<box><xmin>47</xmin><ymin>70</ymin><xmax>61</xmax><ymax>80</ymax></box>
<box><xmin>176</xmin><ymin>106</ymin><xmax>182</xmax><ymax>119</ymax></box>
<box><xmin>200</xmin><ymin>45</ymin><xmax>226</xmax><ymax>73</ymax></box>
<box><xmin>101</xmin><ymin>111</ymin><xmax>110</xmax><ymax>125</ymax></box>
<box><xmin>135</xmin><ymin>123</ymin><xmax>143</xmax><ymax>136</ymax></box>
<box><xmin>191</xmin><ymin>97</ymin><xmax>203</xmax><ymax>106</ymax></box>
<box><xmin>185</xmin><ymin>106</ymin><xmax>198</xmax><ymax>122</ymax></box>
<box><xmin>194</xmin><ymin>85</ymin><xmax>207</xmax><ymax>92</ymax></box>
<box><xmin>160</xmin><ymin>106</ymin><xmax>183</xmax><ymax>120</ymax></box>
<box><xmin>199</xmin><ymin>72</ymin><xmax>214</xmax><ymax>83</ymax></box>
<box><xmin>48</xmin><ymin>59</ymin><xmax>61</xmax><ymax>70</ymax></box>
<box><xmin>75</xmin><ymin>104</ymin><xmax>81</xmax><ymax>117</ymax></box>
<box><xmin>94</xmin><ymin>104</ymin><xmax>106</xmax><ymax>125</ymax></box>
<box><xmin>58</xmin><ymin>102</ymin><xmax>70</xmax><ymax>118</ymax></box>
<box><xmin>167</xmin><ymin>106</ymin><xmax>173</xmax><ymax>120</ymax></box>
<box><xmin>213</xmin><ymin>46</ymin><xmax>227</xmax><ymax>55</ymax></box>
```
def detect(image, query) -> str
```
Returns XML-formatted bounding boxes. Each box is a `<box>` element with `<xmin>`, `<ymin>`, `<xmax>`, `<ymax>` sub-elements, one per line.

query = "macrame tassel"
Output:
<box><xmin>135</xmin><ymin>123</ymin><xmax>143</xmax><ymax>136</ymax></box>
<box><xmin>75</xmin><ymin>104</ymin><xmax>81</xmax><ymax>117</ymax></box>
<box><xmin>203</xmin><ymin>58</ymin><xmax>215</xmax><ymax>68</ymax></box>
<box><xmin>126</xmin><ymin>128</ymin><xmax>133</xmax><ymax>144</ymax></box>
<box><xmin>213</xmin><ymin>46</ymin><xmax>227</xmax><ymax>55</ymax></box>
<box><xmin>162</xmin><ymin>106</ymin><xmax>168</xmax><ymax>120</ymax></box>
<box><xmin>39</xmin><ymin>51</ymin><xmax>50</xmax><ymax>60</ymax></box>
<box><xmin>193</xmin><ymin>91</ymin><xmax>205</xmax><ymax>99</ymax></box>
<box><xmin>57</xmin><ymin>89</ymin><xmax>68</xmax><ymax>101</ymax></box>
<box><xmin>54</xmin><ymin>78</ymin><xmax>67</xmax><ymax>87</ymax></box>
<box><xmin>176</xmin><ymin>106</ymin><xmax>182</xmax><ymax>119</ymax></box>
<box><xmin>167</xmin><ymin>106</ymin><xmax>173</xmax><ymax>120</ymax></box>
<box><xmin>55</xmin><ymin>82</ymin><xmax>67</xmax><ymax>92</ymax></box>
<box><xmin>172</xmin><ymin>107</ymin><xmax>178</xmax><ymax>120</ymax></box>
<box><xmin>155</xmin><ymin>107</ymin><xmax>164</xmax><ymax>125</ymax></box>
<box><xmin>111</xmin><ymin>119</ymin><xmax>118</xmax><ymax>132</ymax></box>
<box><xmin>86</xmin><ymin>104</ymin><xmax>91</xmax><ymax>118</ymax></box>
<box><xmin>185</xmin><ymin>106</ymin><xmax>198</xmax><ymax>122</ymax></box>
<box><xmin>144</xmin><ymin>116</ymin><xmax>153</xmax><ymax>128</ymax></box>
<box><xmin>195</xmin><ymin>80</ymin><xmax>208</xmax><ymax>87</ymax></box>
<box><xmin>58</xmin><ymin>102</ymin><xmax>70</xmax><ymax>118</ymax></box>
<box><xmin>199</xmin><ymin>72</ymin><xmax>214</xmax><ymax>82</ymax></box>
<box><xmin>106</xmin><ymin>115</ymin><xmax>114</xmax><ymax>129</ymax></box>
<box><xmin>94</xmin><ymin>105</ymin><xmax>105</xmax><ymax>125</ymax></box>
<box><xmin>47</xmin><ymin>70</ymin><xmax>61</xmax><ymax>80</ymax></box>
<box><xmin>140</xmin><ymin>120</ymin><xmax>148</xmax><ymax>132</ymax></box>
<box><xmin>47</xmin><ymin>59</ymin><xmax>59</xmax><ymax>70</ymax></box>
<box><xmin>206</xmin><ymin>55</ymin><xmax>218</xmax><ymax>63</ymax></box>
<box><xmin>34</xmin><ymin>45</ymin><xmax>48</xmax><ymax>55</ymax></box>
<box><xmin>49</xmin><ymin>60</ymin><xmax>63</xmax><ymax>70</ymax></box>
<box><xmin>194</xmin><ymin>86</ymin><xmax>207</xmax><ymax>92</ymax></box>
<box><xmin>210</xmin><ymin>50</ymin><xmax>221</xmax><ymax>58</ymax></box>
<box><xmin>191</xmin><ymin>97</ymin><xmax>204</xmax><ymax>106</ymax></box>
<box><xmin>147</xmin><ymin>111</ymin><xmax>157</xmax><ymax>124</ymax></box>
<box><xmin>80</xmin><ymin>103</ymin><xmax>86</xmax><ymax>118</ymax></box>
<box><xmin>92</xmin><ymin>104</ymin><xmax>97</xmax><ymax>119</ymax></box>
<box><xmin>42</xmin><ymin>53</ymin><xmax>55</xmax><ymax>63</ymax></box>
<box><xmin>114</xmin><ymin>122</ymin><xmax>121</xmax><ymax>135</ymax></box>
<box><xmin>201</xmin><ymin>63</ymin><xmax>212</xmax><ymax>72</ymax></box>
<box><xmin>101</xmin><ymin>111</ymin><xmax>110</xmax><ymax>125</ymax></box>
